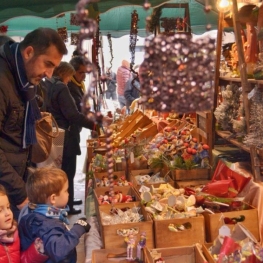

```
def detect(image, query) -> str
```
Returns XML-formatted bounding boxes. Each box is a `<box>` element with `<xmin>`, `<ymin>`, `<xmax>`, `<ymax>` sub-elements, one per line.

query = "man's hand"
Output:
<box><xmin>17</xmin><ymin>198</ymin><xmax>29</xmax><ymax>210</ymax></box>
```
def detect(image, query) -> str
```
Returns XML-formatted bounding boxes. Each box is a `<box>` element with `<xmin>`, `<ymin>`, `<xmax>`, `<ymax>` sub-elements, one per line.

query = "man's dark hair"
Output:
<box><xmin>19</xmin><ymin>27</ymin><xmax>68</xmax><ymax>56</ymax></box>
<box><xmin>69</xmin><ymin>55</ymin><xmax>86</xmax><ymax>71</ymax></box>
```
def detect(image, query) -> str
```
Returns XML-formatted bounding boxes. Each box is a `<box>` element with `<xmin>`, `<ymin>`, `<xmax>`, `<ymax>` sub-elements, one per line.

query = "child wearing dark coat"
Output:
<box><xmin>18</xmin><ymin>167</ymin><xmax>91</xmax><ymax>263</ymax></box>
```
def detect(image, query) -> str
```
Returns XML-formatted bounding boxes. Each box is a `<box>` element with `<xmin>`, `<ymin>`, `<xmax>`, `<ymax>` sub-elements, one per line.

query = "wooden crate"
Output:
<box><xmin>98</xmin><ymin>202</ymin><xmax>155</xmax><ymax>249</ymax></box>
<box><xmin>136</xmin><ymin>122</ymin><xmax>158</xmax><ymax>141</ymax></box>
<box><xmin>93</xmin><ymin>171</ymin><xmax>127</xmax><ymax>188</ymax></box>
<box><xmin>174</xmin><ymin>179</ymin><xmax>210</xmax><ymax>189</ymax></box>
<box><xmin>203</xmin><ymin>204</ymin><xmax>260</xmax><ymax>242</ymax></box>
<box><xmin>153</xmin><ymin>215</ymin><xmax>205</xmax><ymax>248</ymax></box>
<box><xmin>114</xmin><ymin>114</ymin><xmax>152</xmax><ymax>146</ymax></box>
<box><xmin>92</xmin><ymin>248</ymin><xmax>127</xmax><ymax>263</ymax></box>
<box><xmin>130</xmin><ymin>169</ymin><xmax>174</xmax><ymax>196</ymax></box>
<box><xmin>144</xmin><ymin>244</ymin><xmax>208</xmax><ymax>263</ymax></box>
<box><xmin>129</xmin><ymin>169</ymin><xmax>153</xmax><ymax>186</ymax></box>
<box><xmin>93</xmin><ymin>186</ymin><xmax>141</xmax><ymax>220</ymax></box>
<box><xmin>119</xmin><ymin>157</ymin><xmax>149</xmax><ymax>174</ymax></box>
<box><xmin>170</xmin><ymin>168</ymin><xmax>211</xmax><ymax>181</ymax></box>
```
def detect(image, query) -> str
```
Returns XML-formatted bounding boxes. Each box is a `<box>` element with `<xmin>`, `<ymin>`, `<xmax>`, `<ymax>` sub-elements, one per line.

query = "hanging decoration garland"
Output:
<box><xmin>71</xmin><ymin>33</ymin><xmax>79</xmax><ymax>45</ymax></box>
<box><xmin>107</xmin><ymin>33</ymin><xmax>114</xmax><ymax>72</ymax></box>
<box><xmin>70</xmin><ymin>13</ymin><xmax>81</xmax><ymax>26</ymax></box>
<box><xmin>129</xmin><ymin>10</ymin><xmax>140</xmax><ymax>95</ymax></box>
<box><xmin>76</xmin><ymin>0</ymin><xmax>115</xmax><ymax>200</ymax></box>
<box><xmin>129</xmin><ymin>10</ymin><xmax>139</xmax><ymax>71</ymax></box>
<box><xmin>56</xmin><ymin>13</ymin><xmax>68</xmax><ymax>43</ymax></box>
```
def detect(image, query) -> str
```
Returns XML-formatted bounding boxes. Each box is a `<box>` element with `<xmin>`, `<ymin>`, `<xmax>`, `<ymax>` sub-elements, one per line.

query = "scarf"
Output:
<box><xmin>71</xmin><ymin>76</ymin><xmax>86</xmax><ymax>92</ymax></box>
<box><xmin>0</xmin><ymin>223</ymin><xmax>17</xmax><ymax>244</ymax></box>
<box><xmin>4</xmin><ymin>42</ymin><xmax>41</xmax><ymax>148</ymax></box>
<box><xmin>29</xmin><ymin>203</ymin><xmax>70</xmax><ymax>225</ymax></box>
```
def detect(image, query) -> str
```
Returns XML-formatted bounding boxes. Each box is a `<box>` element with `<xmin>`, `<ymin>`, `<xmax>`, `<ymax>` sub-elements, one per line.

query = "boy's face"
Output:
<box><xmin>0</xmin><ymin>194</ymin><xmax>13</xmax><ymax>230</ymax></box>
<box><xmin>54</xmin><ymin>181</ymin><xmax>69</xmax><ymax>209</ymax></box>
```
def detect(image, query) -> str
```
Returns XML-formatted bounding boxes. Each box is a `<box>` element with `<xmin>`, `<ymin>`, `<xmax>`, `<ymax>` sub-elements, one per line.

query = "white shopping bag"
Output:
<box><xmin>37</xmin><ymin>128</ymin><xmax>65</xmax><ymax>169</ymax></box>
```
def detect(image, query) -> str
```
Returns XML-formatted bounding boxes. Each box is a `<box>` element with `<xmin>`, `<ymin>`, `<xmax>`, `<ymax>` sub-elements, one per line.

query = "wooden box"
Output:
<box><xmin>203</xmin><ymin>204</ymin><xmax>260</xmax><ymax>242</ymax></box>
<box><xmin>93</xmin><ymin>186</ymin><xmax>141</xmax><ymax>219</ymax></box>
<box><xmin>92</xmin><ymin>248</ymin><xmax>127</xmax><ymax>263</ymax></box>
<box><xmin>98</xmin><ymin>202</ymin><xmax>155</xmax><ymax>249</ymax></box>
<box><xmin>130</xmin><ymin>169</ymin><xmax>174</xmax><ymax>196</ymax></box>
<box><xmin>120</xmin><ymin>156</ymin><xmax>149</xmax><ymax>174</ymax></box>
<box><xmin>144</xmin><ymin>244</ymin><xmax>208</xmax><ymax>263</ymax></box>
<box><xmin>114</xmin><ymin>114</ymin><xmax>152</xmax><ymax>146</ymax></box>
<box><xmin>174</xmin><ymin>179</ymin><xmax>210</xmax><ymax>189</ymax></box>
<box><xmin>153</xmin><ymin>215</ymin><xmax>206</xmax><ymax>248</ymax></box>
<box><xmin>170</xmin><ymin>168</ymin><xmax>211</xmax><ymax>181</ymax></box>
<box><xmin>136</xmin><ymin>122</ymin><xmax>158</xmax><ymax>141</ymax></box>
<box><xmin>93</xmin><ymin>171</ymin><xmax>127</xmax><ymax>188</ymax></box>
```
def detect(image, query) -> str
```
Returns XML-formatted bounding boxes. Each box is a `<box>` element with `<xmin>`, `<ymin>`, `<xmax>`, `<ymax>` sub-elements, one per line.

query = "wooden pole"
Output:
<box><xmin>212</xmin><ymin>11</ymin><xmax>224</xmax><ymax>149</ymax></box>
<box><xmin>231</xmin><ymin>0</ymin><xmax>251</xmax><ymax>133</ymax></box>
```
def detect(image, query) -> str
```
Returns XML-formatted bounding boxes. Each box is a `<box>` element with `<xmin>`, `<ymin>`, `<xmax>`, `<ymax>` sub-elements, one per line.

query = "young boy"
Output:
<box><xmin>18</xmin><ymin>167</ymin><xmax>90</xmax><ymax>263</ymax></box>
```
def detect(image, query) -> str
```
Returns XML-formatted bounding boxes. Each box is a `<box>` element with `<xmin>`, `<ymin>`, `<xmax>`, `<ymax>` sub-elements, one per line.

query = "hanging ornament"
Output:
<box><xmin>70</xmin><ymin>13</ymin><xmax>80</xmax><ymax>26</ymax></box>
<box><xmin>140</xmin><ymin>33</ymin><xmax>215</xmax><ymax>113</ymax></box>
<box><xmin>56</xmin><ymin>13</ymin><xmax>68</xmax><ymax>43</ymax></box>
<box><xmin>76</xmin><ymin>0</ymin><xmax>114</xmax><ymax>201</ymax></box>
<box><xmin>107</xmin><ymin>33</ymin><xmax>114</xmax><ymax>72</ymax></box>
<box><xmin>129</xmin><ymin>10</ymin><xmax>139</xmax><ymax>70</ymax></box>
<box><xmin>0</xmin><ymin>25</ymin><xmax>8</xmax><ymax>34</ymax></box>
<box><xmin>71</xmin><ymin>32</ymin><xmax>79</xmax><ymax>45</ymax></box>
<box><xmin>144</xmin><ymin>0</ymin><xmax>151</xmax><ymax>10</ymax></box>
<box><xmin>57</xmin><ymin>27</ymin><xmax>68</xmax><ymax>42</ymax></box>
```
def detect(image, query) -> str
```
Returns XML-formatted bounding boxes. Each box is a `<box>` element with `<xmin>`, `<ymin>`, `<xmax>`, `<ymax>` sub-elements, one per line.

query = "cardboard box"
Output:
<box><xmin>98</xmin><ymin>202</ymin><xmax>154</xmax><ymax>249</ymax></box>
<box><xmin>144</xmin><ymin>244</ymin><xmax>208</xmax><ymax>263</ymax></box>
<box><xmin>153</xmin><ymin>215</ymin><xmax>206</xmax><ymax>248</ymax></box>
<box><xmin>203</xmin><ymin>204</ymin><xmax>260</xmax><ymax>242</ymax></box>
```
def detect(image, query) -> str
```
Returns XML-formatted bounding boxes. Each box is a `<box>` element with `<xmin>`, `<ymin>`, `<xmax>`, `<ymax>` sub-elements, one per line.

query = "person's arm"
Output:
<box><xmin>41</xmin><ymin>219</ymin><xmax>90</xmax><ymax>262</ymax></box>
<box><xmin>21</xmin><ymin>238</ymin><xmax>48</xmax><ymax>263</ymax></box>
<box><xmin>0</xmin><ymin>78</ymin><xmax>27</xmax><ymax>208</ymax></box>
<box><xmin>124</xmin><ymin>80</ymin><xmax>135</xmax><ymax>102</ymax></box>
<box><xmin>56</xmin><ymin>84</ymin><xmax>94</xmax><ymax>130</ymax></box>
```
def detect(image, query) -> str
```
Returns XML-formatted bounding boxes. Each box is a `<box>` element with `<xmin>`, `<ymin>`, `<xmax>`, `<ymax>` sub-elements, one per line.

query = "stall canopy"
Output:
<box><xmin>0</xmin><ymin>0</ymin><xmax>218</xmax><ymax>38</ymax></box>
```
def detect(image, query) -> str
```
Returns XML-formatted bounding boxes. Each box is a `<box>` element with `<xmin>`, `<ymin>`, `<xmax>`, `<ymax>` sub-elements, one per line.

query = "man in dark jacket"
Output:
<box><xmin>0</xmin><ymin>28</ymin><xmax>67</xmax><ymax>219</ymax></box>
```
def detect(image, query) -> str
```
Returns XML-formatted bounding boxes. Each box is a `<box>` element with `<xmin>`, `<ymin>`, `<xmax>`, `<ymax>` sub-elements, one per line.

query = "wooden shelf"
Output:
<box><xmin>219</xmin><ymin>76</ymin><xmax>263</xmax><ymax>85</ymax></box>
<box><xmin>216</xmin><ymin>130</ymin><xmax>250</xmax><ymax>152</ymax></box>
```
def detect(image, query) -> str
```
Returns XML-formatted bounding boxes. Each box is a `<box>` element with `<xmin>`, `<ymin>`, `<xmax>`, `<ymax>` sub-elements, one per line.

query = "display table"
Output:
<box><xmin>84</xmin><ymin>180</ymin><xmax>263</xmax><ymax>262</ymax></box>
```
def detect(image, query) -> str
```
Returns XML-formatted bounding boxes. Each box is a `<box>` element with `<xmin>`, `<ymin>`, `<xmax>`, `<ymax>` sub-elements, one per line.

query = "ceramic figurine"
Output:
<box><xmin>136</xmin><ymin>232</ymin><xmax>146</xmax><ymax>262</ymax></box>
<box><xmin>125</xmin><ymin>234</ymin><xmax>136</xmax><ymax>260</ymax></box>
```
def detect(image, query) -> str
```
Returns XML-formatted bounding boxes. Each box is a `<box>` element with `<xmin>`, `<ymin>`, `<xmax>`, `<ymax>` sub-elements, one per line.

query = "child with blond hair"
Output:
<box><xmin>18</xmin><ymin>167</ymin><xmax>90</xmax><ymax>263</ymax></box>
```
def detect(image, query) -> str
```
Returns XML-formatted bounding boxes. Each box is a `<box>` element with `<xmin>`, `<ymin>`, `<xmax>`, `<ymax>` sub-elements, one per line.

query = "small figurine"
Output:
<box><xmin>125</xmin><ymin>234</ymin><xmax>136</xmax><ymax>260</ymax></box>
<box><xmin>136</xmin><ymin>232</ymin><xmax>146</xmax><ymax>262</ymax></box>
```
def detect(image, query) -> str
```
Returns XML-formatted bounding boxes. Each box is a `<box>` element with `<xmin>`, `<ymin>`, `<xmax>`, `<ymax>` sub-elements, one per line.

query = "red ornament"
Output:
<box><xmin>0</xmin><ymin>25</ymin><xmax>8</xmax><ymax>34</ymax></box>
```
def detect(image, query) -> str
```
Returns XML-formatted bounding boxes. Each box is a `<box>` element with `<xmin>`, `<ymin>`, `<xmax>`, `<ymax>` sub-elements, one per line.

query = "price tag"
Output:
<box><xmin>248</xmin><ymin>87</ymin><xmax>256</xmax><ymax>100</ymax></box>
<box><xmin>130</xmin><ymin>152</ymin><xmax>134</xmax><ymax>163</ymax></box>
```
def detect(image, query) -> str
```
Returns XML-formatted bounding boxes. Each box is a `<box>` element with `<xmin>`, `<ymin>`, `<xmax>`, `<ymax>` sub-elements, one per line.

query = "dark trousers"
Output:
<box><xmin>61</xmin><ymin>153</ymin><xmax>77</xmax><ymax>209</ymax></box>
